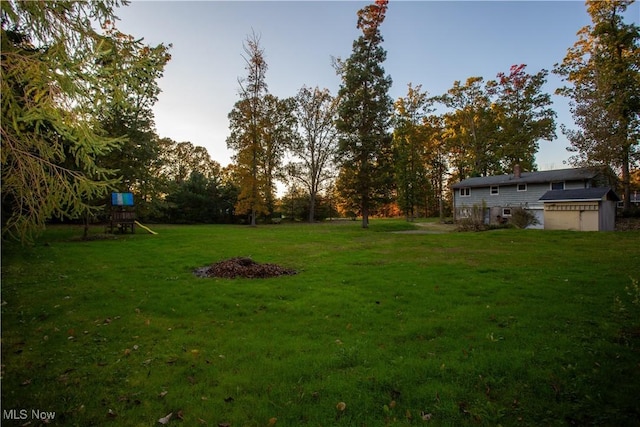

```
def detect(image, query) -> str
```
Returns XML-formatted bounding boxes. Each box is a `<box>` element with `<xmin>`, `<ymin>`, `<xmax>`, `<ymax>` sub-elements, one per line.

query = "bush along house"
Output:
<box><xmin>451</xmin><ymin>165</ymin><xmax>617</xmax><ymax>229</ymax></box>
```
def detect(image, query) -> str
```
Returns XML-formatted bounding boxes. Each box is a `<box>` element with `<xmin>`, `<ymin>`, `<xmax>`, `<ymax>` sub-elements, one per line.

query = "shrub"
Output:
<box><xmin>457</xmin><ymin>202</ymin><xmax>487</xmax><ymax>231</ymax></box>
<box><xmin>509</xmin><ymin>207</ymin><xmax>539</xmax><ymax>229</ymax></box>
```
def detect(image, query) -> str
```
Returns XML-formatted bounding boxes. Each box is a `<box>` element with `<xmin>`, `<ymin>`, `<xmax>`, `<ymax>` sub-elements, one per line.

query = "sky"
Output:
<box><xmin>113</xmin><ymin>0</ymin><xmax>639</xmax><ymax>172</ymax></box>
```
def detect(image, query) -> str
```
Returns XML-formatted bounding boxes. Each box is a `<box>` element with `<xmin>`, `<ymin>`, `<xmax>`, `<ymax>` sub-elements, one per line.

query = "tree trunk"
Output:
<box><xmin>82</xmin><ymin>211</ymin><xmax>90</xmax><ymax>240</ymax></box>
<box><xmin>308</xmin><ymin>192</ymin><xmax>316</xmax><ymax>223</ymax></box>
<box><xmin>622</xmin><ymin>151</ymin><xmax>631</xmax><ymax>214</ymax></box>
<box><xmin>438</xmin><ymin>170</ymin><xmax>445</xmax><ymax>222</ymax></box>
<box><xmin>362</xmin><ymin>197</ymin><xmax>369</xmax><ymax>228</ymax></box>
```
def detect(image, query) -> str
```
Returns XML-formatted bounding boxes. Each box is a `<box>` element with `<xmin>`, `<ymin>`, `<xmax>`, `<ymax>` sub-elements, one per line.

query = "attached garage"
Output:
<box><xmin>539</xmin><ymin>188</ymin><xmax>620</xmax><ymax>231</ymax></box>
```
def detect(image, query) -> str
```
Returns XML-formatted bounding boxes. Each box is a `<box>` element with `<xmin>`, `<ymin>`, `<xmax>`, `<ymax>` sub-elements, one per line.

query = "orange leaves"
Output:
<box><xmin>356</xmin><ymin>0</ymin><xmax>389</xmax><ymax>39</ymax></box>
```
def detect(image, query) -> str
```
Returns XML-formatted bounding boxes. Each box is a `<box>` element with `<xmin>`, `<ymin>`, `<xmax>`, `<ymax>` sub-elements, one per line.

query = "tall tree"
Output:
<box><xmin>159</xmin><ymin>140</ymin><xmax>220</xmax><ymax>185</ymax></box>
<box><xmin>554</xmin><ymin>0</ymin><xmax>639</xmax><ymax>211</ymax></box>
<box><xmin>393</xmin><ymin>83</ymin><xmax>431</xmax><ymax>220</ymax></box>
<box><xmin>95</xmin><ymin>22</ymin><xmax>171</xmax><ymax>196</ymax></box>
<box><xmin>422</xmin><ymin>114</ymin><xmax>449</xmax><ymax>220</ymax></box>
<box><xmin>227</xmin><ymin>32</ymin><xmax>269</xmax><ymax>226</ymax></box>
<box><xmin>1</xmin><ymin>1</ymin><xmax>137</xmax><ymax>242</ymax></box>
<box><xmin>335</xmin><ymin>0</ymin><xmax>393</xmax><ymax>228</ymax></box>
<box><xmin>438</xmin><ymin>77</ymin><xmax>499</xmax><ymax>179</ymax></box>
<box><xmin>288</xmin><ymin>86</ymin><xmax>339</xmax><ymax>222</ymax></box>
<box><xmin>260</xmin><ymin>94</ymin><xmax>296</xmax><ymax>217</ymax></box>
<box><xmin>488</xmin><ymin>64</ymin><xmax>556</xmax><ymax>172</ymax></box>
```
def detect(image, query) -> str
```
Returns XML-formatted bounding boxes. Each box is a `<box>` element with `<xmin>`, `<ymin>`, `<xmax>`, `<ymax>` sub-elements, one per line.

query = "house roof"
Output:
<box><xmin>451</xmin><ymin>167</ymin><xmax>604</xmax><ymax>189</ymax></box>
<box><xmin>539</xmin><ymin>187</ymin><xmax>620</xmax><ymax>202</ymax></box>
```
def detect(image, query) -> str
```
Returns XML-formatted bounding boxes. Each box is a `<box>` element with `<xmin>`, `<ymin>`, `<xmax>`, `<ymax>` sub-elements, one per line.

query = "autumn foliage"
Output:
<box><xmin>357</xmin><ymin>0</ymin><xmax>389</xmax><ymax>39</ymax></box>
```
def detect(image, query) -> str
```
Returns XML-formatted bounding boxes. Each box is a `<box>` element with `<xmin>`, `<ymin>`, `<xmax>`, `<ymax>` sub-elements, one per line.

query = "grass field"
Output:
<box><xmin>2</xmin><ymin>221</ymin><xmax>639</xmax><ymax>426</ymax></box>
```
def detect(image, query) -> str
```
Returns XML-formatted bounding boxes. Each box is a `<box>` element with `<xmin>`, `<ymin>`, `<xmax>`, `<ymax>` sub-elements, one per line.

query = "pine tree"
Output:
<box><xmin>335</xmin><ymin>0</ymin><xmax>393</xmax><ymax>228</ymax></box>
<box><xmin>1</xmin><ymin>1</ymin><xmax>164</xmax><ymax>242</ymax></box>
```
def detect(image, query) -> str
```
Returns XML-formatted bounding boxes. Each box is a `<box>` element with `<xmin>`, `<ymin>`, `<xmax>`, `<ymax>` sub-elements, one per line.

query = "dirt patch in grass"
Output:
<box><xmin>392</xmin><ymin>221</ymin><xmax>456</xmax><ymax>234</ymax></box>
<box><xmin>69</xmin><ymin>233</ymin><xmax>119</xmax><ymax>242</ymax></box>
<box><xmin>194</xmin><ymin>257</ymin><xmax>297</xmax><ymax>279</ymax></box>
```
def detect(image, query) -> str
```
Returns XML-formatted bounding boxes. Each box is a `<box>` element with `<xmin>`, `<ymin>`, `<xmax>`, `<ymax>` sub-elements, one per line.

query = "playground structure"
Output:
<box><xmin>108</xmin><ymin>192</ymin><xmax>136</xmax><ymax>234</ymax></box>
<box><xmin>135</xmin><ymin>220</ymin><xmax>158</xmax><ymax>235</ymax></box>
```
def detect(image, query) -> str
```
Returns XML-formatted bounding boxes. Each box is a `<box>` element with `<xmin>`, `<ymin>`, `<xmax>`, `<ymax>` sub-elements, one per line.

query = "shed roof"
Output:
<box><xmin>539</xmin><ymin>187</ymin><xmax>620</xmax><ymax>202</ymax></box>
<box><xmin>451</xmin><ymin>167</ymin><xmax>603</xmax><ymax>189</ymax></box>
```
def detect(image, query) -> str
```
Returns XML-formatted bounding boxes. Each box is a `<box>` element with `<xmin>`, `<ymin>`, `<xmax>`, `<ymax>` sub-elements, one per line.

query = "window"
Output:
<box><xmin>551</xmin><ymin>181</ymin><xmax>565</xmax><ymax>190</ymax></box>
<box><xmin>517</xmin><ymin>183</ymin><xmax>527</xmax><ymax>192</ymax></box>
<box><xmin>502</xmin><ymin>208</ymin><xmax>512</xmax><ymax>217</ymax></box>
<box><xmin>490</xmin><ymin>185</ymin><xmax>499</xmax><ymax>195</ymax></box>
<box><xmin>459</xmin><ymin>187</ymin><xmax>470</xmax><ymax>197</ymax></box>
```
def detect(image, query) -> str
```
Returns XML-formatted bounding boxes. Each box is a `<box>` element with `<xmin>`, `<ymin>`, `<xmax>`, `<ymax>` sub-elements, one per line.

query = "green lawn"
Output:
<box><xmin>2</xmin><ymin>221</ymin><xmax>639</xmax><ymax>426</ymax></box>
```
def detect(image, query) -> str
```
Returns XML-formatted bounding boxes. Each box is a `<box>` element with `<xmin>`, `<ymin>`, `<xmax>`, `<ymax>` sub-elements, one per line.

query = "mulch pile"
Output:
<box><xmin>193</xmin><ymin>257</ymin><xmax>297</xmax><ymax>279</ymax></box>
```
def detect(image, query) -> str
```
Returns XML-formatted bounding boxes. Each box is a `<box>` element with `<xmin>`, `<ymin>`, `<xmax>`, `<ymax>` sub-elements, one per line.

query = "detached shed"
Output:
<box><xmin>539</xmin><ymin>188</ymin><xmax>620</xmax><ymax>231</ymax></box>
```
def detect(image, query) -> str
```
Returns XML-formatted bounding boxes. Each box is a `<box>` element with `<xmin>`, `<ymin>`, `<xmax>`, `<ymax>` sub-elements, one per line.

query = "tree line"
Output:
<box><xmin>2</xmin><ymin>0</ymin><xmax>638</xmax><ymax>241</ymax></box>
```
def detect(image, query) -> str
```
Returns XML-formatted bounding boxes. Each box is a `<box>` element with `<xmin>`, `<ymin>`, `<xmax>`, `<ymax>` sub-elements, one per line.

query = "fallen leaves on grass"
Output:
<box><xmin>193</xmin><ymin>257</ymin><xmax>297</xmax><ymax>279</ymax></box>
<box><xmin>158</xmin><ymin>412</ymin><xmax>172</xmax><ymax>424</ymax></box>
<box><xmin>421</xmin><ymin>411</ymin><xmax>433</xmax><ymax>421</ymax></box>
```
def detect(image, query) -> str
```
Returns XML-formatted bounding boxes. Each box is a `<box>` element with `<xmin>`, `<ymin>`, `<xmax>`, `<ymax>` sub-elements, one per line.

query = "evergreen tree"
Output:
<box><xmin>1</xmin><ymin>1</ymin><xmax>161</xmax><ymax>242</ymax></box>
<box><xmin>335</xmin><ymin>0</ymin><xmax>393</xmax><ymax>228</ymax></box>
<box><xmin>94</xmin><ymin>22</ymin><xmax>171</xmax><ymax>219</ymax></box>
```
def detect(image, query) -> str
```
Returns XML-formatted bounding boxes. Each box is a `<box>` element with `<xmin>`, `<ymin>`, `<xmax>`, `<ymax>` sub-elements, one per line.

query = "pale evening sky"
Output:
<box><xmin>113</xmin><ymin>0</ymin><xmax>639</xmax><ymax>172</ymax></box>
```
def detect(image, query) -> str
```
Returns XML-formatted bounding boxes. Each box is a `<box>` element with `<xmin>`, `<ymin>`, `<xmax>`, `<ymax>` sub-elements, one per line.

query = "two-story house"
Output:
<box><xmin>451</xmin><ymin>165</ymin><xmax>615</xmax><ymax>229</ymax></box>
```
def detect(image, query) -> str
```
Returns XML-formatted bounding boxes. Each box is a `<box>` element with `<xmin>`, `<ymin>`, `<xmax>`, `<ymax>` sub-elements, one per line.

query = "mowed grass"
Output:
<box><xmin>1</xmin><ymin>221</ymin><xmax>639</xmax><ymax>426</ymax></box>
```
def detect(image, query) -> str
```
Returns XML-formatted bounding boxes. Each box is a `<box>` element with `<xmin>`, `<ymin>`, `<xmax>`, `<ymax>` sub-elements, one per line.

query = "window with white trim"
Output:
<box><xmin>502</xmin><ymin>208</ymin><xmax>512</xmax><ymax>217</ymax></box>
<box><xmin>517</xmin><ymin>183</ymin><xmax>527</xmax><ymax>192</ymax></box>
<box><xmin>459</xmin><ymin>187</ymin><xmax>470</xmax><ymax>197</ymax></box>
<box><xmin>490</xmin><ymin>185</ymin><xmax>499</xmax><ymax>195</ymax></box>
